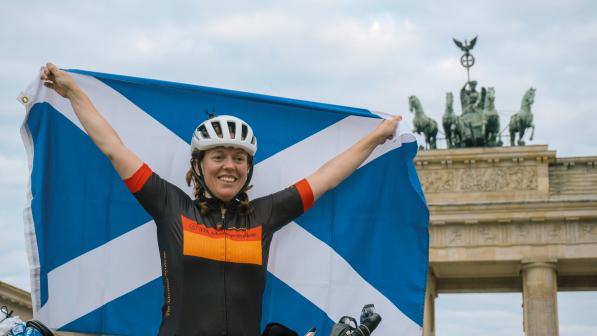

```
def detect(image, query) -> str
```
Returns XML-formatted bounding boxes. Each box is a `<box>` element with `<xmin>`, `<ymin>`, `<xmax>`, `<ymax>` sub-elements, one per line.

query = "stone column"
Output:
<box><xmin>522</xmin><ymin>261</ymin><xmax>559</xmax><ymax>336</ymax></box>
<box><xmin>423</xmin><ymin>270</ymin><xmax>436</xmax><ymax>336</ymax></box>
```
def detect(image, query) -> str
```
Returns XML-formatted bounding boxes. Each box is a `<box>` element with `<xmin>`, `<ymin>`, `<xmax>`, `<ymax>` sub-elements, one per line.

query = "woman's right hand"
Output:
<box><xmin>370</xmin><ymin>114</ymin><xmax>402</xmax><ymax>145</ymax></box>
<box><xmin>41</xmin><ymin>63</ymin><xmax>78</xmax><ymax>99</ymax></box>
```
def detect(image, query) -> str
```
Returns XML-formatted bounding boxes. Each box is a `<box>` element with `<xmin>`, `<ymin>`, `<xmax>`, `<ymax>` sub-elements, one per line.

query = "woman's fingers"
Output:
<box><xmin>46</xmin><ymin>62</ymin><xmax>58</xmax><ymax>74</ymax></box>
<box><xmin>41</xmin><ymin>63</ymin><xmax>60</xmax><ymax>82</ymax></box>
<box><xmin>40</xmin><ymin>63</ymin><xmax>72</xmax><ymax>98</ymax></box>
<box><xmin>385</xmin><ymin>115</ymin><xmax>402</xmax><ymax>140</ymax></box>
<box><xmin>41</xmin><ymin>62</ymin><xmax>74</xmax><ymax>97</ymax></box>
<box><xmin>40</xmin><ymin>67</ymin><xmax>49</xmax><ymax>81</ymax></box>
<box><xmin>387</xmin><ymin>115</ymin><xmax>402</xmax><ymax>128</ymax></box>
<box><xmin>41</xmin><ymin>63</ymin><xmax>59</xmax><ymax>81</ymax></box>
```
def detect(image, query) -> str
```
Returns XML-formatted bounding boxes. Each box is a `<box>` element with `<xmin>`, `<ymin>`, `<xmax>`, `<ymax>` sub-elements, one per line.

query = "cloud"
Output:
<box><xmin>437</xmin><ymin>293</ymin><xmax>523</xmax><ymax>336</ymax></box>
<box><xmin>100</xmin><ymin>24</ymin><xmax>208</xmax><ymax>64</ymax></box>
<box><xmin>561</xmin><ymin>325</ymin><xmax>597</xmax><ymax>334</ymax></box>
<box><xmin>0</xmin><ymin>153</ymin><xmax>28</xmax><ymax>186</ymax></box>
<box><xmin>0</xmin><ymin>179</ymin><xmax>30</xmax><ymax>293</ymax></box>
<box><xmin>203</xmin><ymin>10</ymin><xmax>304</xmax><ymax>41</ymax></box>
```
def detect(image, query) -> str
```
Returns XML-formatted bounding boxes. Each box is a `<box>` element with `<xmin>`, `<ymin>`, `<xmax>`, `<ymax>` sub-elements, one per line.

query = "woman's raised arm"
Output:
<box><xmin>305</xmin><ymin>115</ymin><xmax>402</xmax><ymax>201</ymax></box>
<box><xmin>41</xmin><ymin>63</ymin><xmax>142</xmax><ymax>179</ymax></box>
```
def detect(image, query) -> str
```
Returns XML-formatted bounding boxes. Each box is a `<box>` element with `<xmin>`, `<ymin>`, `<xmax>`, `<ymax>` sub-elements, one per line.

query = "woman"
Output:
<box><xmin>41</xmin><ymin>63</ymin><xmax>401</xmax><ymax>336</ymax></box>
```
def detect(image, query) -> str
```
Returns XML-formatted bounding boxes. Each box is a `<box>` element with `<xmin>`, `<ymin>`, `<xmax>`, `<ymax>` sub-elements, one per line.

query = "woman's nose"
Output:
<box><xmin>222</xmin><ymin>156</ymin><xmax>235</xmax><ymax>169</ymax></box>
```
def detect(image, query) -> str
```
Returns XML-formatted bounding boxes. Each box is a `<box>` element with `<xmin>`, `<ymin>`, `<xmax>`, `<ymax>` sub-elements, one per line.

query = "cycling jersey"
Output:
<box><xmin>124</xmin><ymin>163</ymin><xmax>314</xmax><ymax>336</ymax></box>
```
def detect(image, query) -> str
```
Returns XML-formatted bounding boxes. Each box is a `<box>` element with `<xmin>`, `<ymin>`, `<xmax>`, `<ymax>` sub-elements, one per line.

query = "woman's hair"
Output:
<box><xmin>185</xmin><ymin>149</ymin><xmax>252</xmax><ymax>216</ymax></box>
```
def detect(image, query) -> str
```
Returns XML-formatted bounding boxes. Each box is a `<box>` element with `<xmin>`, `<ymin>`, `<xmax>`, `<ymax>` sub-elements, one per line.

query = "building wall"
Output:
<box><xmin>0</xmin><ymin>282</ymin><xmax>90</xmax><ymax>336</ymax></box>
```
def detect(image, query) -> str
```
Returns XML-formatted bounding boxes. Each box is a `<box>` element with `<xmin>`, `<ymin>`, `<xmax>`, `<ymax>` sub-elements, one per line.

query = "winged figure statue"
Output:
<box><xmin>453</xmin><ymin>36</ymin><xmax>478</xmax><ymax>53</ymax></box>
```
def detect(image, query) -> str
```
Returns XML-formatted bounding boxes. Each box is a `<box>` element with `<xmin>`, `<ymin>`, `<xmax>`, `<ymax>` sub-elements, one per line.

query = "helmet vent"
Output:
<box><xmin>198</xmin><ymin>125</ymin><xmax>208</xmax><ymax>138</ymax></box>
<box><xmin>251</xmin><ymin>136</ymin><xmax>256</xmax><ymax>145</ymax></box>
<box><xmin>211</xmin><ymin>121</ymin><xmax>223</xmax><ymax>138</ymax></box>
<box><xmin>227</xmin><ymin>121</ymin><xmax>236</xmax><ymax>138</ymax></box>
<box><xmin>241</xmin><ymin>124</ymin><xmax>248</xmax><ymax>140</ymax></box>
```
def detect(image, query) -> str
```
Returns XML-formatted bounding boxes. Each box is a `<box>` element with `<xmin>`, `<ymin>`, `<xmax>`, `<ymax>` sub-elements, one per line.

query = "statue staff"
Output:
<box><xmin>453</xmin><ymin>36</ymin><xmax>478</xmax><ymax>82</ymax></box>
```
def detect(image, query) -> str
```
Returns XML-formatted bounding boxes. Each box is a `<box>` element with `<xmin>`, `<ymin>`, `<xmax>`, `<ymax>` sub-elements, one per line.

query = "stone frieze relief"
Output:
<box><xmin>419</xmin><ymin>166</ymin><xmax>537</xmax><ymax>193</ymax></box>
<box><xmin>431</xmin><ymin>222</ymin><xmax>597</xmax><ymax>247</ymax></box>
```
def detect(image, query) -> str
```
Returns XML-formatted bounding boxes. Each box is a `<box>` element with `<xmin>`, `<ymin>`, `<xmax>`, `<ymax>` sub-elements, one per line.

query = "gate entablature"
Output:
<box><xmin>415</xmin><ymin>145</ymin><xmax>556</xmax><ymax>204</ymax></box>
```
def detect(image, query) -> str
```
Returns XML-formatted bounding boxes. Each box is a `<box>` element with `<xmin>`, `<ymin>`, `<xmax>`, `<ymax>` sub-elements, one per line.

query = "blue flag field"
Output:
<box><xmin>19</xmin><ymin>70</ymin><xmax>429</xmax><ymax>335</ymax></box>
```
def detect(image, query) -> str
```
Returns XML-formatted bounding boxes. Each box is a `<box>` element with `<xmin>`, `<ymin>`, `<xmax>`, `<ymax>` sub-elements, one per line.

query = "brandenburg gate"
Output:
<box><xmin>417</xmin><ymin>145</ymin><xmax>597</xmax><ymax>336</ymax></box>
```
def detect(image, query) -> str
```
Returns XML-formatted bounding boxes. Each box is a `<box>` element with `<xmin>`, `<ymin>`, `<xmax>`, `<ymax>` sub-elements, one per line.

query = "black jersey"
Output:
<box><xmin>124</xmin><ymin>163</ymin><xmax>314</xmax><ymax>336</ymax></box>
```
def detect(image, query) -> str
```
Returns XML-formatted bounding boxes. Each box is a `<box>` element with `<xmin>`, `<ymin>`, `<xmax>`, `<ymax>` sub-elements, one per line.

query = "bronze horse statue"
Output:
<box><xmin>409</xmin><ymin>95</ymin><xmax>438</xmax><ymax>149</ymax></box>
<box><xmin>442</xmin><ymin>92</ymin><xmax>463</xmax><ymax>148</ymax></box>
<box><xmin>483</xmin><ymin>87</ymin><xmax>502</xmax><ymax>147</ymax></box>
<box><xmin>509</xmin><ymin>88</ymin><xmax>536</xmax><ymax>146</ymax></box>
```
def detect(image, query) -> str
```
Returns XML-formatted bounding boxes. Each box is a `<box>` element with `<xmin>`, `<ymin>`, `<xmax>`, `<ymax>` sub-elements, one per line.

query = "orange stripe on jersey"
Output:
<box><xmin>181</xmin><ymin>216</ymin><xmax>263</xmax><ymax>265</ymax></box>
<box><xmin>123</xmin><ymin>163</ymin><xmax>152</xmax><ymax>193</ymax></box>
<box><xmin>182</xmin><ymin>216</ymin><xmax>261</xmax><ymax>241</ymax></box>
<box><xmin>294</xmin><ymin>178</ymin><xmax>314</xmax><ymax>212</ymax></box>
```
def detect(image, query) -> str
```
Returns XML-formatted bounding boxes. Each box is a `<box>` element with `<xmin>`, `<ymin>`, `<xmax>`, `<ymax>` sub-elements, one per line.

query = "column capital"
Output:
<box><xmin>521</xmin><ymin>259</ymin><xmax>557</xmax><ymax>271</ymax></box>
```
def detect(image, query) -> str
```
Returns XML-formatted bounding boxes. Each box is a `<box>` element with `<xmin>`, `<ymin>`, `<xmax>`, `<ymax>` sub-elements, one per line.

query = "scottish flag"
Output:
<box><xmin>19</xmin><ymin>70</ymin><xmax>428</xmax><ymax>335</ymax></box>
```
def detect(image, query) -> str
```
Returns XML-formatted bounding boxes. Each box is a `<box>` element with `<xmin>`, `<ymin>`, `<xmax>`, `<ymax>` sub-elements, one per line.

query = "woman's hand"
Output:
<box><xmin>372</xmin><ymin>114</ymin><xmax>402</xmax><ymax>145</ymax></box>
<box><xmin>40</xmin><ymin>62</ymin><xmax>143</xmax><ymax>179</ymax></box>
<box><xmin>41</xmin><ymin>63</ymin><xmax>79</xmax><ymax>99</ymax></box>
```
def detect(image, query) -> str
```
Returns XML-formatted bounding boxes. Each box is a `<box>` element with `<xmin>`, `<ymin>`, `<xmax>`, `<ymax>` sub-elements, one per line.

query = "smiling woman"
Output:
<box><xmin>185</xmin><ymin>115</ymin><xmax>256</xmax><ymax>218</ymax></box>
<box><xmin>40</xmin><ymin>62</ymin><xmax>401</xmax><ymax>336</ymax></box>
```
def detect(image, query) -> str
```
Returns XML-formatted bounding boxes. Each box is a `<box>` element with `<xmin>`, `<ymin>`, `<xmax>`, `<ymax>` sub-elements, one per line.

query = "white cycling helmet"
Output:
<box><xmin>191</xmin><ymin>115</ymin><xmax>257</xmax><ymax>156</ymax></box>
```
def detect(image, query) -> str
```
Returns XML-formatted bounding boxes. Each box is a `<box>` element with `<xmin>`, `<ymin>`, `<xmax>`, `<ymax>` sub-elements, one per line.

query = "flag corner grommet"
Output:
<box><xmin>17</xmin><ymin>92</ymin><xmax>30</xmax><ymax>105</ymax></box>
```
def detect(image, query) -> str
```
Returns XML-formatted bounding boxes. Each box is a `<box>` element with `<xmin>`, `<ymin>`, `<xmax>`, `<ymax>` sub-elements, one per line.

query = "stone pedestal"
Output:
<box><xmin>423</xmin><ymin>270</ymin><xmax>436</xmax><ymax>336</ymax></box>
<box><xmin>522</xmin><ymin>262</ymin><xmax>559</xmax><ymax>336</ymax></box>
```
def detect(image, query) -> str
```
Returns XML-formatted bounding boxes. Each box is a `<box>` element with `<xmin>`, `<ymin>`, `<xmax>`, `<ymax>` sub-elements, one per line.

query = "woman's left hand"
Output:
<box><xmin>372</xmin><ymin>115</ymin><xmax>402</xmax><ymax>145</ymax></box>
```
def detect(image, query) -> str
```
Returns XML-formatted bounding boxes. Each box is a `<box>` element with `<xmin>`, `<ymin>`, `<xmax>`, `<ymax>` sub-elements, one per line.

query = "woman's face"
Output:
<box><xmin>199</xmin><ymin>147</ymin><xmax>249</xmax><ymax>202</ymax></box>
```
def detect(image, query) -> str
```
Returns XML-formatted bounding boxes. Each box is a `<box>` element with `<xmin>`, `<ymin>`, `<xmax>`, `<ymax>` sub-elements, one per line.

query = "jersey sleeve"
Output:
<box><xmin>123</xmin><ymin>163</ymin><xmax>190</xmax><ymax>221</ymax></box>
<box><xmin>263</xmin><ymin>178</ymin><xmax>315</xmax><ymax>234</ymax></box>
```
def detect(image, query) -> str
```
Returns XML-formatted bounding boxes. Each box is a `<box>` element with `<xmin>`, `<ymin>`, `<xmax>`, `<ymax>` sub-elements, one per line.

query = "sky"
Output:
<box><xmin>1</xmin><ymin>1</ymin><xmax>596</xmax><ymax>335</ymax></box>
